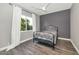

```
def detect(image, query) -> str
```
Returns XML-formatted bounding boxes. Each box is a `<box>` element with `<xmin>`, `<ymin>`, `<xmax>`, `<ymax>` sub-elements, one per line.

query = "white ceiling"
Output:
<box><xmin>15</xmin><ymin>3</ymin><xmax>72</xmax><ymax>15</ymax></box>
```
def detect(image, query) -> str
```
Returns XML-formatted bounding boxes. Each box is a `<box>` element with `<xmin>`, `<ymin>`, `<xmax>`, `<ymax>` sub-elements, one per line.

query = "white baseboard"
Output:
<box><xmin>58</xmin><ymin>37</ymin><xmax>79</xmax><ymax>54</ymax></box>
<box><xmin>6</xmin><ymin>37</ymin><xmax>32</xmax><ymax>51</ymax></box>
<box><xmin>20</xmin><ymin>37</ymin><xmax>32</xmax><ymax>44</ymax></box>
<box><xmin>58</xmin><ymin>37</ymin><xmax>71</xmax><ymax>41</ymax></box>
<box><xmin>0</xmin><ymin>46</ymin><xmax>8</xmax><ymax>51</ymax></box>
<box><xmin>6</xmin><ymin>43</ymin><xmax>20</xmax><ymax>51</ymax></box>
<box><xmin>70</xmin><ymin>40</ymin><xmax>79</xmax><ymax>54</ymax></box>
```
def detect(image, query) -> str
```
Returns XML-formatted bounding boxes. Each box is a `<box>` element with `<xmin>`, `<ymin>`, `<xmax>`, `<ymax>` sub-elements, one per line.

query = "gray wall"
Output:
<box><xmin>0</xmin><ymin>3</ymin><xmax>13</xmax><ymax>48</ymax></box>
<box><xmin>20</xmin><ymin>31</ymin><xmax>33</xmax><ymax>41</ymax></box>
<box><xmin>71</xmin><ymin>4</ymin><xmax>79</xmax><ymax>53</ymax></box>
<box><xmin>40</xmin><ymin>9</ymin><xmax>70</xmax><ymax>38</ymax></box>
<box><xmin>35</xmin><ymin>14</ymin><xmax>40</xmax><ymax>31</ymax></box>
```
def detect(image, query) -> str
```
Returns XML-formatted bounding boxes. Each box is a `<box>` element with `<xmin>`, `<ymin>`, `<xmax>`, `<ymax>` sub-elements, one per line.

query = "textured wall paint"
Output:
<box><xmin>0</xmin><ymin>3</ymin><xmax>13</xmax><ymax>48</ymax></box>
<box><xmin>40</xmin><ymin>9</ymin><xmax>70</xmax><ymax>38</ymax></box>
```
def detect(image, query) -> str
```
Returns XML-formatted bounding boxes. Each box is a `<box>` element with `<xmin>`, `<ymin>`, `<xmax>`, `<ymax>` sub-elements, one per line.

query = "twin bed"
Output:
<box><xmin>33</xmin><ymin>25</ymin><xmax>58</xmax><ymax>48</ymax></box>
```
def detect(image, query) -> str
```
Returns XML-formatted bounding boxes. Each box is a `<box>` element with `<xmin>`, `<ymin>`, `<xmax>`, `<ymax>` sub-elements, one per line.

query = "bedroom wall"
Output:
<box><xmin>71</xmin><ymin>3</ymin><xmax>79</xmax><ymax>53</ymax></box>
<box><xmin>0</xmin><ymin>3</ymin><xmax>13</xmax><ymax>48</ymax></box>
<box><xmin>40</xmin><ymin>9</ymin><xmax>70</xmax><ymax>38</ymax></box>
<box><xmin>20</xmin><ymin>31</ymin><xmax>33</xmax><ymax>41</ymax></box>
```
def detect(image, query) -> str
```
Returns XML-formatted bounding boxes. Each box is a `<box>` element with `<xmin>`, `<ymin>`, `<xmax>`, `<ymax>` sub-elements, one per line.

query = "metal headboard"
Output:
<box><xmin>45</xmin><ymin>25</ymin><xmax>58</xmax><ymax>32</ymax></box>
<box><xmin>45</xmin><ymin>25</ymin><xmax>58</xmax><ymax>41</ymax></box>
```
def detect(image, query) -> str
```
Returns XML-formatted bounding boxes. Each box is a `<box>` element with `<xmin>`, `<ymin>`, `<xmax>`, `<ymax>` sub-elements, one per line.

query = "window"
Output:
<box><xmin>21</xmin><ymin>15</ymin><xmax>33</xmax><ymax>31</ymax></box>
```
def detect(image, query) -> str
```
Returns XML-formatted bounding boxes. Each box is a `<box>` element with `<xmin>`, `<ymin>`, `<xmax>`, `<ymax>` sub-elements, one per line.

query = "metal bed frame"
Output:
<box><xmin>33</xmin><ymin>25</ymin><xmax>58</xmax><ymax>49</ymax></box>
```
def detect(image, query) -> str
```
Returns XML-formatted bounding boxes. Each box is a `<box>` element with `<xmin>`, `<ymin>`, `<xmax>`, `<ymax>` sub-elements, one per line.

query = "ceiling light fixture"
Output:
<box><xmin>42</xmin><ymin>7</ymin><xmax>46</xmax><ymax>10</ymax></box>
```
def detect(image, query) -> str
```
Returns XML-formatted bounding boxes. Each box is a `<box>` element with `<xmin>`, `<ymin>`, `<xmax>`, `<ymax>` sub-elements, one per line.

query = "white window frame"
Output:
<box><xmin>21</xmin><ymin>14</ymin><xmax>33</xmax><ymax>32</ymax></box>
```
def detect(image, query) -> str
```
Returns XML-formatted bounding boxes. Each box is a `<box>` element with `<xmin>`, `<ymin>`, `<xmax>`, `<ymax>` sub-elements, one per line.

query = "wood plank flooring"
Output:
<box><xmin>0</xmin><ymin>39</ymin><xmax>78</xmax><ymax>55</ymax></box>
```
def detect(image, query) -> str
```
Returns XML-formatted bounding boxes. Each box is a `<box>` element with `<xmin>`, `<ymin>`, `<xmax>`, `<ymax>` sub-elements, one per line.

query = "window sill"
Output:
<box><xmin>21</xmin><ymin>30</ymin><xmax>33</xmax><ymax>33</ymax></box>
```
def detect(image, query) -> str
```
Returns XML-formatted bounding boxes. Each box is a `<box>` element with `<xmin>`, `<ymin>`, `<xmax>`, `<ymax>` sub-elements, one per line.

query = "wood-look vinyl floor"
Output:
<box><xmin>0</xmin><ymin>39</ymin><xmax>78</xmax><ymax>55</ymax></box>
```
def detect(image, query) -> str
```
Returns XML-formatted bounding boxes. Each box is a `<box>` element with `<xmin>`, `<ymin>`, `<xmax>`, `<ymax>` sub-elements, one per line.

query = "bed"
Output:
<box><xmin>33</xmin><ymin>25</ymin><xmax>58</xmax><ymax>48</ymax></box>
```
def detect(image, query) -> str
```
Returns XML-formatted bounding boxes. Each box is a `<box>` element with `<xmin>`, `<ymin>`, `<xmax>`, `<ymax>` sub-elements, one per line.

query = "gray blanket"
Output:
<box><xmin>33</xmin><ymin>31</ymin><xmax>57</xmax><ymax>43</ymax></box>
